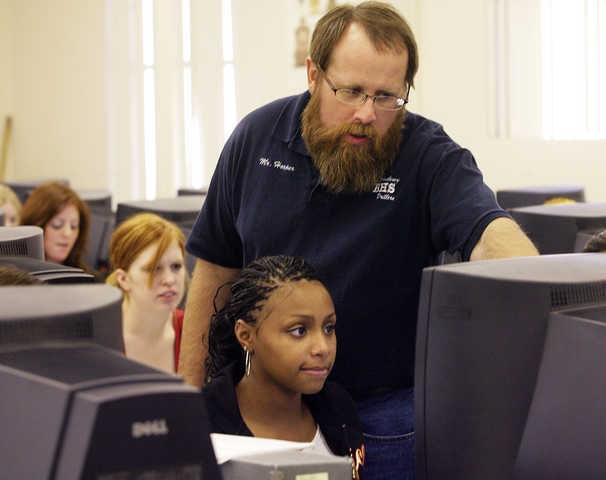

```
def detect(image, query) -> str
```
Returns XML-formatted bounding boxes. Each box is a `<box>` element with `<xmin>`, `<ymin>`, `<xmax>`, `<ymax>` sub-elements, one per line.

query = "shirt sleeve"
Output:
<box><xmin>185</xmin><ymin>125</ymin><xmax>244</xmax><ymax>269</ymax></box>
<box><xmin>427</xmin><ymin>144</ymin><xmax>511</xmax><ymax>260</ymax></box>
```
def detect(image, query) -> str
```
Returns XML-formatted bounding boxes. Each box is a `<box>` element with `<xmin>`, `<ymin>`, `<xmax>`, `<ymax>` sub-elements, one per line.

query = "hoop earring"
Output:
<box><xmin>244</xmin><ymin>348</ymin><xmax>252</xmax><ymax>377</ymax></box>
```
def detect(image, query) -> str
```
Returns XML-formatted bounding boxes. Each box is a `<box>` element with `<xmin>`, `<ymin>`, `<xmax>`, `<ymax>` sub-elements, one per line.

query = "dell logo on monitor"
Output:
<box><xmin>131</xmin><ymin>419</ymin><xmax>169</xmax><ymax>438</ymax></box>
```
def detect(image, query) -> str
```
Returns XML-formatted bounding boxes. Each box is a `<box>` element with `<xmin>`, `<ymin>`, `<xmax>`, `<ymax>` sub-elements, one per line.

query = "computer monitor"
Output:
<box><xmin>115</xmin><ymin>196</ymin><xmax>205</xmax><ymax>227</ymax></box>
<box><xmin>84</xmin><ymin>212</ymin><xmax>115</xmax><ymax>272</ymax></box>
<box><xmin>0</xmin><ymin>344</ymin><xmax>221</xmax><ymax>479</ymax></box>
<box><xmin>0</xmin><ymin>256</ymin><xmax>95</xmax><ymax>284</ymax></box>
<box><xmin>2</xmin><ymin>179</ymin><xmax>70</xmax><ymax>204</ymax></box>
<box><xmin>0</xmin><ymin>226</ymin><xmax>45</xmax><ymax>260</ymax></box>
<box><xmin>509</xmin><ymin>202</ymin><xmax>606</xmax><ymax>254</ymax></box>
<box><xmin>497</xmin><ymin>185</ymin><xmax>585</xmax><ymax>210</ymax></box>
<box><xmin>77</xmin><ymin>189</ymin><xmax>113</xmax><ymax>215</ymax></box>
<box><xmin>415</xmin><ymin>253</ymin><xmax>606</xmax><ymax>480</ymax></box>
<box><xmin>0</xmin><ymin>207</ymin><xmax>4</xmax><ymax>226</ymax></box>
<box><xmin>0</xmin><ymin>282</ymin><xmax>220</xmax><ymax>479</ymax></box>
<box><xmin>178</xmin><ymin>187</ymin><xmax>208</xmax><ymax>196</ymax></box>
<box><xmin>0</xmin><ymin>284</ymin><xmax>123</xmax><ymax>350</ymax></box>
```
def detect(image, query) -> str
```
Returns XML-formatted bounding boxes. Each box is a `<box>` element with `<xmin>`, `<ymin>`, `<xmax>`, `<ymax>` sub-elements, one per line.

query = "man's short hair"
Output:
<box><xmin>309</xmin><ymin>1</ymin><xmax>419</xmax><ymax>88</ymax></box>
<box><xmin>583</xmin><ymin>230</ymin><xmax>606</xmax><ymax>253</ymax></box>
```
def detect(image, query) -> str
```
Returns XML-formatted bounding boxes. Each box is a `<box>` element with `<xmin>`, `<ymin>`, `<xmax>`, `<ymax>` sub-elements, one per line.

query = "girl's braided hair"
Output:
<box><xmin>205</xmin><ymin>255</ymin><xmax>319</xmax><ymax>381</ymax></box>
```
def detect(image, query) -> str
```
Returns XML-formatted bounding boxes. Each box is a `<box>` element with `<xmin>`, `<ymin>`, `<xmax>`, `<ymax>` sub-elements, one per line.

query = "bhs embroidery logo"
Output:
<box><xmin>373</xmin><ymin>176</ymin><xmax>400</xmax><ymax>201</ymax></box>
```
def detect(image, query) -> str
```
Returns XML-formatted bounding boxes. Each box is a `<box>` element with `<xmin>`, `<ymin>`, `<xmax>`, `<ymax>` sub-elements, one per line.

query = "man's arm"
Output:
<box><xmin>178</xmin><ymin>258</ymin><xmax>240</xmax><ymax>388</ymax></box>
<box><xmin>470</xmin><ymin>217</ymin><xmax>539</xmax><ymax>260</ymax></box>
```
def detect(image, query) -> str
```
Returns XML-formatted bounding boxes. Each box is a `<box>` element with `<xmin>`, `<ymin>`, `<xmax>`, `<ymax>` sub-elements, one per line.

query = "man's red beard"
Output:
<box><xmin>301</xmin><ymin>88</ymin><xmax>404</xmax><ymax>193</ymax></box>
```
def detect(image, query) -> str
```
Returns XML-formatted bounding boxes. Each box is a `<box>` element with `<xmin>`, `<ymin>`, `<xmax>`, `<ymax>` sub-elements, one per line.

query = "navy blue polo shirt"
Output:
<box><xmin>187</xmin><ymin>91</ymin><xmax>508</xmax><ymax>395</ymax></box>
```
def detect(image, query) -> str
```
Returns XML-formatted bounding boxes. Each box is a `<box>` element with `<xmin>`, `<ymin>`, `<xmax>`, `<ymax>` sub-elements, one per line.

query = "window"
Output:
<box><xmin>222</xmin><ymin>0</ymin><xmax>237</xmax><ymax>141</ymax></box>
<box><xmin>491</xmin><ymin>0</ymin><xmax>606</xmax><ymax>140</ymax></box>
<box><xmin>541</xmin><ymin>0</ymin><xmax>606</xmax><ymax>139</ymax></box>
<box><xmin>141</xmin><ymin>0</ymin><xmax>157</xmax><ymax>199</ymax></box>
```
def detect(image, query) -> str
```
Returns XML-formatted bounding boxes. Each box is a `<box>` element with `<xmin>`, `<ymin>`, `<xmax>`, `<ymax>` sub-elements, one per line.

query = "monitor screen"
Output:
<box><xmin>115</xmin><ymin>196</ymin><xmax>205</xmax><ymax>227</ymax></box>
<box><xmin>497</xmin><ymin>184</ymin><xmax>585</xmax><ymax>210</ymax></box>
<box><xmin>415</xmin><ymin>253</ymin><xmax>606</xmax><ymax>480</ymax></box>
<box><xmin>0</xmin><ymin>225</ymin><xmax>45</xmax><ymax>260</ymax></box>
<box><xmin>509</xmin><ymin>202</ymin><xmax>606</xmax><ymax>253</ymax></box>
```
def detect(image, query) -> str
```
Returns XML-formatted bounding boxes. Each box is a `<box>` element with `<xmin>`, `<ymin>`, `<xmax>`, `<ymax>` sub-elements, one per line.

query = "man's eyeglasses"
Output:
<box><xmin>320</xmin><ymin>70</ymin><xmax>409</xmax><ymax>111</ymax></box>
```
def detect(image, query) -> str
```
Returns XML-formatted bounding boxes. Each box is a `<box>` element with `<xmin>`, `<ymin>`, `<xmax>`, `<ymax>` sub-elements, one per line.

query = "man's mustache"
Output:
<box><xmin>327</xmin><ymin>122</ymin><xmax>378</xmax><ymax>141</ymax></box>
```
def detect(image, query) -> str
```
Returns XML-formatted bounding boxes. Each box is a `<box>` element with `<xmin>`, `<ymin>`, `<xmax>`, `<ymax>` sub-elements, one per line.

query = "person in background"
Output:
<box><xmin>203</xmin><ymin>255</ymin><xmax>364</xmax><ymax>479</ymax></box>
<box><xmin>107</xmin><ymin>213</ymin><xmax>187</xmax><ymax>373</ymax></box>
<box><xmin>0</xmin><ymin>184</ymin><xmax>22</xmax><ymax>227</ymax></box>
<box><xmin>0</xmin><ymin>265</ymin><xmax>41</xmax><ymax>286</ymax></box>
<box><xmin>180</xmin><ymin>2</ymin><xmax>538</xmax><ymax>478</ymax></box>
<box><xmin>20</xmin><ymin>182</ymin><xmax>91</xmax><ymax>270</ymax></box>
<box><xmin>583</xmin><ymin>230</ymin><xmax>606</xmax><ymax>253</ymax></box>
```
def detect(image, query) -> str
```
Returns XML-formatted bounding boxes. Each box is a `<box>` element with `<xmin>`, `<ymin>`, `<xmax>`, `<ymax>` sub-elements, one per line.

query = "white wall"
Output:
<box><xmin>3</xmin><ymin>0</ymin><xmax>605</xmax><ymax>203</ymax></box>
<box><xmin>414</xmin><ymin>0</ymin><xmax>606</xmax><ymax>201</ymax></box>
<box><xmin>232</xmin><ymin>0</ymin><xmax>419</xmax><ymax>119</ymax></box>
<box><xmin>0</xmin><ymin>0</ymin><xmax>15</xmax><ymax>178</ymax></box>
<box><xmin>11</xmin><ymin>0</ymin><xmax>108</xmax><ymax>190</ymax></box>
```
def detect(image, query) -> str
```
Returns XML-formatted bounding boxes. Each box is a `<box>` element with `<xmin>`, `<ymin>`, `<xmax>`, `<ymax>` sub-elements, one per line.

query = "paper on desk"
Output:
<box><xmin>210</xmin><ymin>433</ymin><xmax>313</xmax><ymax>464</ymax></box>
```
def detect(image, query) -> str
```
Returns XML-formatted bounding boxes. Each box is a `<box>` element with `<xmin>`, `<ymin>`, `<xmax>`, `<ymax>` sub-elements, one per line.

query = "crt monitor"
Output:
<box><xmin>0</xmin><ymin>256</ymin><xmax>95</xmax><ymax>284</ymax></box>
<box><xmin>0</xmin><ymin>225</ymin><xmax>45</xmax><ymax>260</ymax></box>
<box><xmin>2</xmin><ymin>178</ymin><xmax>70</xmax><ymax>204</ymax></box>
<box><xmin>415</xmin><ymin>253</ymin><xmax>606</xmax><ymax>480</ymax></box>
<box><xmin>115</xmin><ymin>196</ymin><xmax>205</xmax><ymax>227</ymax></box>
<box><xmin>178</xmin><ymin>186</ymin><xmax>208</xmax><ymax>196</ymax></box>
<box><xmin>76</xmin><ymin>189</ymin><xmax>113</xmax><ymax>215</ymax></box>
<box><xmin>0</xmin><ymin>284</ymin><xmax>123</xmax><ymax>351</ymax></box>
<box><xmin>0</xmin><ymin>345</ymin><xmax>221</xmax><ymax>479</ymax></box>
<box><xmin>496</xmin><ymin>184</ymin><xmax>585</xmax><ymax>210</ymax></box>
<box><xmin>0</xmin><ymin>284</ymin><xmax>222</xmax><ymax>479</ymax></box>
<box><xmin>509</xmin><ymin>202</ymin><xmax>606</xmax><ymax>254</ymax></box>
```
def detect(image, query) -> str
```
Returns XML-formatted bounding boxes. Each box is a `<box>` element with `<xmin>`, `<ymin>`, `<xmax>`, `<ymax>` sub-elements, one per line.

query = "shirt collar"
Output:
<box><xmin>272</xmin><ymin>91</ymin><xmax>312</xmax><ymax>157</ymax></box>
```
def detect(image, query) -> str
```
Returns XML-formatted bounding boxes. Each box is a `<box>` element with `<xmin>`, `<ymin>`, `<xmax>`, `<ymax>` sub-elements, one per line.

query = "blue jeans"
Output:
<box><xmin>355</xmin><ymin>387</ymin><xmax>415</xmax><ymax>480</ymax></box>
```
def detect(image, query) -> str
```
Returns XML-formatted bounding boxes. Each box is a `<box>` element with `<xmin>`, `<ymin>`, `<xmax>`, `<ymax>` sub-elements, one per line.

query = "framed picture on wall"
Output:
<box><xmin>292</xmin><ymin>0</ymin><xmax>340</xmax><ymax>68</ymax></box>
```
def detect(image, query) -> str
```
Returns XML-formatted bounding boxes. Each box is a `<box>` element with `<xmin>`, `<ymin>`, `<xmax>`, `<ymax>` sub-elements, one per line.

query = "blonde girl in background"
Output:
<box><xmin>0</xmin><ymin>184</ymin><xmax>22</xmax><ymax>227</ymax></box>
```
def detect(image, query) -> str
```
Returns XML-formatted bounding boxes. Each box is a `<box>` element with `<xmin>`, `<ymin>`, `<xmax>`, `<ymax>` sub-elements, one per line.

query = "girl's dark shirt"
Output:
<box><xmin>201</xmin><ymin>363</ymin><xmax>365</xmax><ymax>470</ymax></box>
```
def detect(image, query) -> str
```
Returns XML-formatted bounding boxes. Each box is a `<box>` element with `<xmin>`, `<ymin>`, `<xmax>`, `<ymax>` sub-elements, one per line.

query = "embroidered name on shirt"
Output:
<box><xmin>259</xmin><ymin>157</ymin><xmax>295</xmax><ymax>172</ymax></box>
<box><xmin>373</xmin><ymin>176</ymin><xmax>400</xmax><ymax>201</ymax></box>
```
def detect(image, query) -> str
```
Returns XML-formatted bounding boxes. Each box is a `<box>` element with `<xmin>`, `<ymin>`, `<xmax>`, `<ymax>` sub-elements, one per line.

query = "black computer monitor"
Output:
<box><xmin>115</xmin><ymin>196</ymin><xmax>205</xmax><ymax>227</ymax></box>
<box><xmin>178</xmin><ymin>187</ymin><xmax>208</xmax><ymax>196</ymax></box>
<box><xmin>0</xmin><ymin>256</ymin><xmax>95</xmax><ymax>284</ymax></box>
<box><xmin>0</xmin><ymin>225</ymin><xmax>45</xmax><ymax>260</ymax></box>
<box><xmin>415</xmin><ymin>253</ymin><xmax>606</xmax><ymax>480</ymax></box>
<box><xmin>0</xmin><ymin>346</ymin><xmax>221</xmax><ymax>479</ymax></box>
<box><xmin>497</xmin><ymin>185</ymin><xmax>585</xmax><ymax>210</ymax></box>
<box><xmin>77</xmin><ymin>189</ymin><xmax>113</xmax><ymax>215</ymax></box>
<box><xmin>2</xmin><ymin>179</ymin><xmax>70</xmax><ymax>204</ymax></box>
<box><xmin>0</xmin><ymin>284</ymin><xmax>123</xmax><ymax>350</ymax></box>
<box><xmin>0</xmin><ymin>283</ymin><xmax>221</xmax><ymax>479</ymax></box>
<box><xmin>509</xmin><ymin>202</ymin><xmax>606</xmax><ymax>254</ymax></box>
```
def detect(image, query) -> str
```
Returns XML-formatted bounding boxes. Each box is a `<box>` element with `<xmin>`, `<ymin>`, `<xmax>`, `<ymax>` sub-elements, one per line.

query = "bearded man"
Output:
<box><xmin>180</xmin><ymin>2</ymin><xmax>537</xmax><ymax>479</ymax></box>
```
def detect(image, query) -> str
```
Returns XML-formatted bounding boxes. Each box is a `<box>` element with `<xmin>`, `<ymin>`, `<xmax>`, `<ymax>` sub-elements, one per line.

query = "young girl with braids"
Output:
<box><xmin>202</xmin><ymin>255</ymin><xmax>365</xmax><ymax>479</ymax></box>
